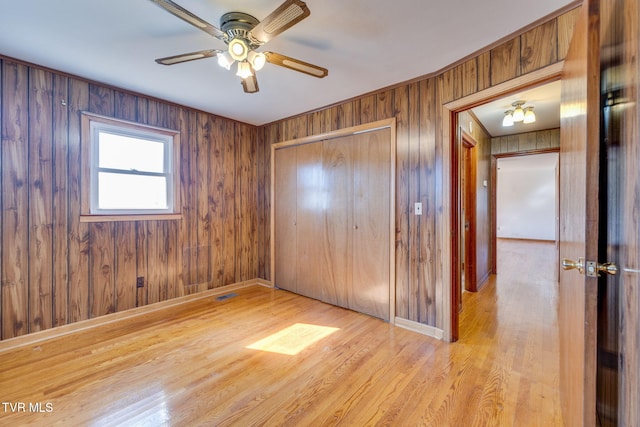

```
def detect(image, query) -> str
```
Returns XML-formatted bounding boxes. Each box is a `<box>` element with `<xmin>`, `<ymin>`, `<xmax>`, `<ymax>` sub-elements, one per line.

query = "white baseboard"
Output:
<box><xmin>394</xmin><ymin>317</ymin><xmax>444</xmax><ymax>340</ymax></box>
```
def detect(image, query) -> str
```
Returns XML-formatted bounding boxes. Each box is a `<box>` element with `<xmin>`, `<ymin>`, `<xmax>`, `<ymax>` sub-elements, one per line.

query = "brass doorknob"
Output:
<box><xmin>597</xmin><ymin>262</ymin><xmax>618</xmax><ymax>276</ymax></box>
<box><xmin>562</xmin><ymin>257</ymin><xmax>584</xmax><ymax>274</ymax></box>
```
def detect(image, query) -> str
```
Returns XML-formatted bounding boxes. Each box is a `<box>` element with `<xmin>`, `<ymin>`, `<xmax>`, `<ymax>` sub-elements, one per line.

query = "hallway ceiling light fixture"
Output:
<box><xmin>502</xmin><ymin>100</ymin><xmax>536</xmax><ymax>127</ymax></box>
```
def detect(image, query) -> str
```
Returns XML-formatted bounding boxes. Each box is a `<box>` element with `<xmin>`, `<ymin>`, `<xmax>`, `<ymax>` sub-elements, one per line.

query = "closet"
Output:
<box><xmin>272</xmin><ymin>120</ymin><xmax>395</xmax><ymax>320</ymax></box>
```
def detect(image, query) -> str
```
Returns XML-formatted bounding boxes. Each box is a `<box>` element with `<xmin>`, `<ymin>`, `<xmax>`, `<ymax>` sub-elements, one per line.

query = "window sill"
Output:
<box><xmin>80</xmin><ymin>213</ymin><xmax>182</xmax><ymax>223</ymax></box>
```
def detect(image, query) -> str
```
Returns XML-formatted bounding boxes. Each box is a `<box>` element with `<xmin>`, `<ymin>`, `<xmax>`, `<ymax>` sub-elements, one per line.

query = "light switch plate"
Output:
<box><xmin>414</xmin><ymin>202</ymin><xmax>422</xmax><ymax>215</ymax></box>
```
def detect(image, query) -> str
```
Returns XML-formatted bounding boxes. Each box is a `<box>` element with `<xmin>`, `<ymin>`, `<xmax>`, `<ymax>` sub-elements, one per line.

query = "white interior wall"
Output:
<box><xmin>497</xmin><ymin>153</ymin><xmax>558</xmax><ymax>241</ymax></box>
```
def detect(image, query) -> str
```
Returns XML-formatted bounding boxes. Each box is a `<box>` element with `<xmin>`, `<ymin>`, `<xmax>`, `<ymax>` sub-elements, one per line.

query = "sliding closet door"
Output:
<box><xmin>322</xmin><ymin>137</ymin><xmax>353</xmax><ymax>307</ymax></box>
<box><xmin>351</xmin><ymin>129</ymin><xmax>391</xmax><ymax>320</ymax></box>
<box><xmin>272</xmin><ymin>120</ymin><xmax>394</xmax><ymax>322</ymax></box>
<box><xmin>295</xmin><ymin>142</ymin><xmax>326</xmax><ymax>301</ymax></box>
<box><xmin>274</xmin><ymin>147</ymin><xmax>298</xmax><ymax>292</ymax></box>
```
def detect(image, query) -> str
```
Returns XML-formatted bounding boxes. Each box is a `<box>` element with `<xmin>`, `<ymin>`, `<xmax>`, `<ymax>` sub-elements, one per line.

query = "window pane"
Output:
<box><xmin>98</xmin><ymin>172</ymin><xmax>168</xmax><ymax>210</ymax></box>
<box><xmin>99</xmin><ymin>131</ymin><xmax>165</xmax><ymax>173</ymax></box>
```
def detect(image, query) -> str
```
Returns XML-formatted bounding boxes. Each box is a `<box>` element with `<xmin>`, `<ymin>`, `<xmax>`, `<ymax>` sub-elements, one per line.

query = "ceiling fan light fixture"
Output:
<box><xmin>502</xmin><ymin>110</ymin><xmax>514</xmax><ymax>127</ymax></box>
<box><xmin>236</xmin><ymin>61</ymin><xmax>254</xmax><ymax>79</ymax></box>
<box><xmin>248</xmin><ymin>51</ymin><xmax>266</xmax><ymax>71</ymax></box>
<box><xmin>228</xmin><ymin>38</ymin><xmax>249</xmax><ymax>61</ymax></box>
<box><xmin>217</xmin><ymin>51</ymin><xmax>235</xmax><ymax>70</ymax></box>
<box><xmin>523</xmin><ymin>107</ymin><xmax>536</xmax><ymax>124</ymax></box>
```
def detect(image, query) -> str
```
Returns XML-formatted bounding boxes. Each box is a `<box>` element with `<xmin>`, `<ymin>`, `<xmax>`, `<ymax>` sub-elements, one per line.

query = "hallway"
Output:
<box><xmin>459</xmin><ymin>238</ymin><xmax>562</xmax><ymax>424</ymax></box>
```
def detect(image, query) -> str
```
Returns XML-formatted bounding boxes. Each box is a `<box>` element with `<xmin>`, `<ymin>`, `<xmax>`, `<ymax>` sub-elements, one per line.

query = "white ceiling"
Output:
<box><xmin>471</xmin><ymin>80</ymin><xmax>562</xmax><ymax>137</ymax></box>
<box><xmin>0</xmin><ymin>0</ymin><xmax>574</xmax><ymax>126</ymax></box>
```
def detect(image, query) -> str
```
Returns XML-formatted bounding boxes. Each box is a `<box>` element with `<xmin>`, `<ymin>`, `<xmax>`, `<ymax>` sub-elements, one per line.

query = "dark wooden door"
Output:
<box><xmin>598</xmin><ymin>0</ymin><xmax>640</xmax><ymax>424</ymax></box>
<box><xmin>560</xmin><ymin>0</ymin><xmax>640</xmax><ymax>425</ymax></box>
<box><xmin>558</xmin><ymin>0</ymin><xmax>601</xmax><ymax>425</ymax></box>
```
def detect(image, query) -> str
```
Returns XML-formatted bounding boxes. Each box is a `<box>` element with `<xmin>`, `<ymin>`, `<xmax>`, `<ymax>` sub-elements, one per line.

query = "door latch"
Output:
<box><xmin>562</xmin><ymin>258</ymin><xmax>617</xmax><ymax>277</ymax></box>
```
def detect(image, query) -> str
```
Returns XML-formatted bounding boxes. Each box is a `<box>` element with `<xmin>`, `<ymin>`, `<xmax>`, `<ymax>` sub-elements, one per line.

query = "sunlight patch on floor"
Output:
<box><xmin>246</xmin><ymin>323</ymin><xmax>339</xmax><ymax>355</ymax></box>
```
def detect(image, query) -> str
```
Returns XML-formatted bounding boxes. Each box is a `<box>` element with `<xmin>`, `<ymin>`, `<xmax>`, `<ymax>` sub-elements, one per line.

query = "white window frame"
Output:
<box><xmin>80</xmin><ymin>112</ymin><xmax>181</xmax><ymax>222</ymax></box>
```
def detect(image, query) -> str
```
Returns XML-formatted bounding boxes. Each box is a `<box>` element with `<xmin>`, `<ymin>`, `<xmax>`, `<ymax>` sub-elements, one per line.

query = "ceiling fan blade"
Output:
<box><xmin>155</xmin><ymin>49</ymin><xmax>220</xmax><ymax>65</ymax></box>
<box><xmin>264</xmin><ymin>52</ymin><xmax>328</xmax><ymax>78</ymax></box>
<box><xmin>249</xmin><ymin>0</ymin><xmax>310</xmax><ymax>44</ymax></box>
<box><xmin>242</xmin><ymin>74</ymin><xmax>259</xmax><ymax>93</ymax></box>
<box><xmin>150</xmin><ymin>0</ymin><xmax>227</xmax><ymax>41</ymax></box>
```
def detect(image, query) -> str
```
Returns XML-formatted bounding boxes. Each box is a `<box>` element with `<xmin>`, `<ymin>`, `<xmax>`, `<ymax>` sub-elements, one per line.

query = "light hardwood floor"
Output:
<box><xmin>0</xmin><ymin>239</ymin><xmax>562</xmax><ymax>426</ymax></box>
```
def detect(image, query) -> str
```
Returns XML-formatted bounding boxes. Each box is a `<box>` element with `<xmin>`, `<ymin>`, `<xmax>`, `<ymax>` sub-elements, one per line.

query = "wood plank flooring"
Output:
<box><xmin>0</xmin><ymin>239</ymin><xmax>562</xmax><ymax>426</ymax></box>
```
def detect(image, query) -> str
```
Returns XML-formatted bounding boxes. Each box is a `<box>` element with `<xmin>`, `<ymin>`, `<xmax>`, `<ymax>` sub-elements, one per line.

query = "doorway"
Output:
<box><xmin>445</xmin><ymin>71</ymin><xmax>563</xmax><ymax>341</ymax></box>
<box><xmin>461</xmin><ymin>131</ymin><xmax>478</xmax><ymax>296</ymax></box>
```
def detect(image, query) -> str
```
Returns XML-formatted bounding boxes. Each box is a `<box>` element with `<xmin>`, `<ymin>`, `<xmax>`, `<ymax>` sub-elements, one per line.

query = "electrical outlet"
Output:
<box><xmin>136</xmin><ymin>277</ymin><xmax>145</xmax><ymax>288</ymax></box>
<box><xmin>414</xmin><ymin>202</ymin><xmax>422</xmax><ymax>215</ymax></box>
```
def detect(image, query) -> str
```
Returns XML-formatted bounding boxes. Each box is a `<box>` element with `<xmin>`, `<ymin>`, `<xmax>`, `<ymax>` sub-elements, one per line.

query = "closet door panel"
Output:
<box><xmin>295</xmin><ymin>142</ymin><xmax>326</xmax><ymax>301</ymax></box>
<box><xmin>274</xmin><ymin>147</ymin><xmax>298</xmax><ymax>291</ymax></box>
<box><xmin>321</xmin><ymin>137</ymin><xmax>353</xmax><ymax>306</ymax></box>
<box><xmin>352</xmin><ymin>129</ymin><xmax>391</xmax><ymax>320</ymax></box>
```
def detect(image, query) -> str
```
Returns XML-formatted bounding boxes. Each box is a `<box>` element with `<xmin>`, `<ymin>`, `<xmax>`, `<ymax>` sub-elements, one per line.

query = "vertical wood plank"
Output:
<box><xmin>185</xmin><ymin>109</ymin><xmax>199</xmax><ymax>293</ymax></box>
<box><xmin>358</xmin><ymin>94</ymin><xmax>376</xmax><ymax>125</ymax></box>
<box><xmin>220</xmin><ymin>118</ymin><xmax>236</xmax><ymax>286</ymax></box>
<box><xmin>518</xmin><ymin>132</ymin><xmax>537</xmax><ymax>151</ymax></box>
<box><xmin>408</xmin><ymin>82</ymin><xmax>421</xmax><ymax>321</ymax></box>
<box><xmin>196</xmin><ymin>112</ymin><xmax>211</xmax><ymax>291</ymax></box>
<box><xmin>207</xmin><ymin>116</ymin><xmax>223</xmax><ymax>287</ymax></box>
<box><xmin>375</xmin><ymin>90</ymin><xmax>394</xmax><ymax>120</ymax></box>
<box><xmin>235</xmin><ymin>124</ymin><xmax>250</xmax><ymax>282</ymax></box>
<box><xmin>520</xmin><ymin>20</ymin><xmax>558</xmax><ymax>75</ymax></box>
<box><xmin>462</xmin><ymin>58</ymin><xmax>478</xmax><ymax>97</ymax></box>
<box><xmin>394</xmin><ymin>85</ymin><xmax>410</xmax><ymax>319</ymax></box>
<box><xmin>235</xmin><ymin>122</ymin><xmax>255</xmax><ymax>282</ymax></box>
<box><xmin>310</xmin><ymin>110</ymin><xmax>332</xmax><ymax>135</ymax></box>
<box><xmin>165</xmin><ymin>104</ymin><xmax>181</xmax><ymax>300</ymax></box>
<box><xmin>52</xmin><ymin>74</ymin><xmax>69</xmax><ymax>328</ymax></box>
<box><xmin>284</xmin><ymin>116</ymin><xmax>308</xmax><ymax>141</ymax></box>
<box><xmin>28</xmin><ymin>68</ymin><xmax>54</xmax><ymax>333</ymax></box>
<box><xmin>256</xmin><ymin>126</ymin><xmax>267</xmax><ymax>281</ymax></box>
<box><xmin>135</xmin><ymin>98</ymin><xmax>148</xmax><ymax>305</ymax></box>
<box><xmin>419</xmin><ymin>77</ymin><xmax>437</xmax><ymax>325</ymax></box>
<box><xmin>1</xmin><ymin>61</ymin><xmax>29</xmax><ymax>338</ymax></box>
<box><xmin>145</xmin><ymin>100</ymin><xmax>169</xmax><ymax>302</ymax></box>
<box><xmin>67</xmin><ymin>78</ymin><xmax>90</xmax><ymax>323</ymax></box>
<box><xmin>558</xmin><ymin>7</ymin><xmax>581</xmax><ymax>60</ymax></box>
<box><xmin>88</xmin><ymin>84</ymin><xmax>115</xmax><ymax>317</ymax></box>
<box><xmin>337</xmin><ymin>102</ymin><xmax>355</xmax><ymax>129</ymax></box>
<box><xmin>440</xmin><ymin>69</ymin><xmax>456</xmax><ymax>104</ymax></box>
<box><xmin>248</xmin><ymin>126</ymin><xmax>258</xmax><ymax>279</ymax></box>
<box><xmin>477</xmin><ymin>52</ymin><xmax>492</xmax><ymax>91</ymax></box>
<box><xmin>261</xmin><ymin>124</ymin><xmax>280</xmax><ymax>281</ymax></box>
<box><xmin>112</xmin><ymin>92</ymin><xmax>138</xmax><ymax>311</ymax></box>
<box><xmin>177</xmin><ymin>107</ymin><xmax>192</xmax><ymax>293</ymax></box>
<box><xmin>490</xmin><ymin>38</ymin><xmax>521</xmax><ymax>86</ymax></box>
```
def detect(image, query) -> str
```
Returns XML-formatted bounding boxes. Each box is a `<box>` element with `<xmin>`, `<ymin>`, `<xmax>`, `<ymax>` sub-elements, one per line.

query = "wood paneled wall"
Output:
<box><xmin>491</xmin><ymin>128</ymin><xmax>560</xmax><ymax>155</ymax></box>
<box><xmin>0</xmin><ymin>59</ymin><xmax>258</xmax><ymax>340</ymax></box>
<box><xmin>257</xmin><ymin>6</ymin><xmax>580</xmax><ymax>330</ymax></box>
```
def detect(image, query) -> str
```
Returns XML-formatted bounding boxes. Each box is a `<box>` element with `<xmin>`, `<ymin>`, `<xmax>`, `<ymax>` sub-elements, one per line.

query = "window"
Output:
<box><xmin>81</xmin><ymin>112</ymin><xmax>181</xmax><ymax>221</ymax></box>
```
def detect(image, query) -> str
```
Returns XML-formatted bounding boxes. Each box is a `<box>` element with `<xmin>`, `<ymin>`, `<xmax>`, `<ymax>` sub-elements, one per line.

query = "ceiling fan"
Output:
<box><xmin>150</xmin><ymin>0</ymin><xmax>328</xmax><ymax>93</ymax></box>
